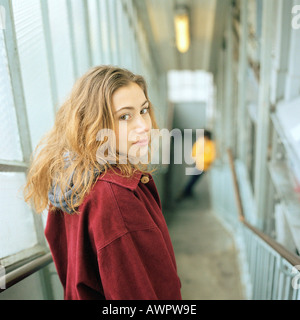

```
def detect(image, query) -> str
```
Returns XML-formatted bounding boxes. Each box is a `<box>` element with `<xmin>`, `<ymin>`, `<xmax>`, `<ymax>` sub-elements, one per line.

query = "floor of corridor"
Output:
<box><xmin>164</xmin><ymin>174</ymin><xmax>245</xmax><ymax>300</ymax></box>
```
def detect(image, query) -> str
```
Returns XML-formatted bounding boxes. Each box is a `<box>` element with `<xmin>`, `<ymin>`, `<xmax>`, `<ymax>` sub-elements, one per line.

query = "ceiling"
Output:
<box><xmin>133</xmin><ymin>0</ymin><xmax>227</xmax><ymax>74</ymax></box>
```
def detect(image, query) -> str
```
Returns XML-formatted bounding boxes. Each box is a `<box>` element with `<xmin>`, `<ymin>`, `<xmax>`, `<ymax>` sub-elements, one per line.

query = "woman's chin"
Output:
<box><xmin>128</xmin><ymin>146</ymin><xmax>149</xmax><ymax>164</ymax></box>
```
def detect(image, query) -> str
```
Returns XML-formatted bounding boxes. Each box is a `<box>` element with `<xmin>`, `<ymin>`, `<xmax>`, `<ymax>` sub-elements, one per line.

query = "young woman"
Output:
<box><xmin>24</xmin><ymin>65</ymin><xmax>182</xmax><ymax>300</ymax></box>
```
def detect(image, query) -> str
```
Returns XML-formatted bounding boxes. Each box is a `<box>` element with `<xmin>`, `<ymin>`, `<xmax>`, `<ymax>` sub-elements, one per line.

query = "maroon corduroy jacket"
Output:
<box><xmin>45</xmin><ymin>168</ymin><xmax>182</xmax><ymax>300</ymax></box>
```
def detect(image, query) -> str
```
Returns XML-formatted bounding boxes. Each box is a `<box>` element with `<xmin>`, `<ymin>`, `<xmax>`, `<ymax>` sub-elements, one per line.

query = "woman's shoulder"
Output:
<box><xmin>81</xmin><ymin>167</ymin><xmax>153</xmax><ymax>211</ymax></box>
<box><xmin>80</xmin><ymin>168</ymin><xmax>159</xmax><ymax>250</ymax></box>
<box><xmin>95</xmin><ymin>167</ymin><xmax>143</xmax><ymax>191</ymax></box>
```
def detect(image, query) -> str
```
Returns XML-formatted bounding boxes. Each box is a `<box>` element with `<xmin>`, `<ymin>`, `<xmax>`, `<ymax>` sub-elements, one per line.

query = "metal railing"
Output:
<box><xmin>227</xmin><ymin>149</ymin><xmax>300</xmax><ymax>300</ymax></box>
<box><xmin>0</xmin><ymin>252</ymin><xmax>52</xmax><ymax>293</ymax></box>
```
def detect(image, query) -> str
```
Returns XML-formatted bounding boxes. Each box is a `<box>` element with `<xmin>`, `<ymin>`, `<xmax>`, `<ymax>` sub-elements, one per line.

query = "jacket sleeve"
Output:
<box><xmin>96</xmin><ymin>227</ymin><xmax>182</xmax><ymax>300</ymax></box>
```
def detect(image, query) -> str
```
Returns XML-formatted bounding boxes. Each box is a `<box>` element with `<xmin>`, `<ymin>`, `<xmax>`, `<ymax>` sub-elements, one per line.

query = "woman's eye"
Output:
<box><xmin>120</xmin><ymin>114</ymin><xmax>130</xmax><ymax>121</ymax></box>
<box><xmin>141</xmin><ymin>106</ymin><xmax>149</xmax><ymax>114</ymax></box>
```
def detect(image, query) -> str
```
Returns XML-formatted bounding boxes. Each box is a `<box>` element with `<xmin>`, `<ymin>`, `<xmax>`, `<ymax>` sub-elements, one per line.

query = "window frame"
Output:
<box><xmin>0</xmin><ymin>0</ymin><xmax>49</xmax><ymax>270</ymax></box>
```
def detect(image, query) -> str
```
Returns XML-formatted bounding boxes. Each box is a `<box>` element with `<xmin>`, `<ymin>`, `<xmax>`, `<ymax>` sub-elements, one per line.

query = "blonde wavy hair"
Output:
<box><xmin>24</xmin><ymin>65</ymin><xmax>159</xmax><ymax>214</ymax></box>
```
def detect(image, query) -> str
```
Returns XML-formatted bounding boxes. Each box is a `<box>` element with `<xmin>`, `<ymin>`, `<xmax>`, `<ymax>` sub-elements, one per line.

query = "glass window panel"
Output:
<box><xmin>107</xmin><ymin>0</ymin><xmax>119</xmax><ymax>65</ymax></box>
<box><xmin>167</xmin><ymin>70</ymin><xmax>213</xmax><ymax>103</ymax></box>
<box><xmin>70</xmin><ymin>0</ymin><xmax>90</xmax><ymax>76</ymax></box>
<box><xmin>99</xmin><ymin>0</ymin><xmax>110</xmax><ymax>65</ymax></box>
<box><xmin>130</xmin><ymin>24</ymin><xmax>137</xmax><ymax>73</ymax></box>
<box><xmin>116</xmin><ymin>1</ymin><xmax>126</xmax><ymax>68</ymax></box>
<box><xmin>86</xmin><ymin>0</ymin><xmax>103</xmax><ymax>66</ymax></box>
<box><xmin>0</xmin><ymin>30</ymin><xmax>23</xmax><ymax>161</ymax></box>
<box><xmin>0</xmin><ymin>172</ymin><xmax>38</xmax><ymax>259</ymax></box>
<box><xmin>47</xmin><ymin>0</ymin><xmax>75</xmax><ymax>106</ymax></box>
<box><xmin>12</xmin><ymin>0</ymin><xmax>54</xmax><ymax>150</ymax></box>
<box><xmin>122</xmin><ymin>7</ymin><xmax>134</xmax><ymax>70</ymax></box>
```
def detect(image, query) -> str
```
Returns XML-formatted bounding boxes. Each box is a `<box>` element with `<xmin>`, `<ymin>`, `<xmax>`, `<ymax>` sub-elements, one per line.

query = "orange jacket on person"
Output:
<box><xmin>191</xmin><ymin>137</ymin><xmax>216</xmax><ymax>171</ymax></box>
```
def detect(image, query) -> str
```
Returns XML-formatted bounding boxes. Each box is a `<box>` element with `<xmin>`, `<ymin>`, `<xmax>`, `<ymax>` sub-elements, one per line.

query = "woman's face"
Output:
<box><xmin>112</xmin><ymin>82</ymin><xmax>152</xmax><ymax>163</ymax></box>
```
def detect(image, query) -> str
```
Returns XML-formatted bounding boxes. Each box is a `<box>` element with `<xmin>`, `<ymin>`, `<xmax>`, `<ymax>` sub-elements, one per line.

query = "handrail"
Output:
<box><xmin>0</xmin><ymin>252</ymin><xmax>53</xmax><ymax>293</ymax></box>
<box><xmin>227</xmin><ymin>149</ymin><xmax>300</xmax><ymax>267</ymax></box>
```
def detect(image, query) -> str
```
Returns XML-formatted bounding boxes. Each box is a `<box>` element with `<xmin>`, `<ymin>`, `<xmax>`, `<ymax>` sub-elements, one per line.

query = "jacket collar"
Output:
<box><xmin>98</xmin><ymin>167</ymin><xmax>144</xmax><ymax>191</ymax></box>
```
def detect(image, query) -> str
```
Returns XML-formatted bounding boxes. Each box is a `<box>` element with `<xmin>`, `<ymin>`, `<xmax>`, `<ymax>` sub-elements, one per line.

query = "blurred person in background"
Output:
<box><xmin>176</xmin><ymin>129</ymin><xmax>216</xmax><ymax>201</ymax></box>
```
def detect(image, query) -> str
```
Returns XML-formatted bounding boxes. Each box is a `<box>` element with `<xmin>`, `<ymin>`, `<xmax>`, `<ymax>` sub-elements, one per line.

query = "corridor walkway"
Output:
<box><xmin>165</xmin><ymin>173</ymin><xmax>245</xmax><ymax>300</ymax></box>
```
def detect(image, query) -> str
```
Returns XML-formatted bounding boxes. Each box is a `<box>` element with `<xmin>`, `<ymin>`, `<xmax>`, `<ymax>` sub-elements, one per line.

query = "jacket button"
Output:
<box><xmin>141</xmin><ymin>175</ymin><xmax>149</xmax><ymax>184</ymax></box>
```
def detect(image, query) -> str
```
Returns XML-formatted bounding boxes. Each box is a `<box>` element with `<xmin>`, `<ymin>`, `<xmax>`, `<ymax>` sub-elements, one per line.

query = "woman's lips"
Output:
<box><xmin>133</xmin><ymin>138</ymin><xmax>149</xmax><ymax>146</ymax></box>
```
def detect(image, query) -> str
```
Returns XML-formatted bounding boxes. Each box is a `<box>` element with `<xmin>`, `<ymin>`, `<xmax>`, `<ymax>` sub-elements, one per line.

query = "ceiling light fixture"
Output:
<box><xmin>174</xmin><ymin>6</ymin><xmax>190</xmax><ymax>53</ymax></box>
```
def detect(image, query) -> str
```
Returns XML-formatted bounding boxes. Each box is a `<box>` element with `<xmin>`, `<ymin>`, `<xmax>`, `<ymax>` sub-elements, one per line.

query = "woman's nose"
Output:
<box><xmin>135</xmin><ymin>115</ymin><xmax>150</xmax><ymax>134</ymax></box>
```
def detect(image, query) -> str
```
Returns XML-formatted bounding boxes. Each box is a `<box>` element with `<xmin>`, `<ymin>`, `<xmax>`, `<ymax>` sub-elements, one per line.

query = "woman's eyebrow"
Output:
<box><xmin>114</xmin><ymin>100</ymin><xmax>149</xmax><ymax>114</ymax></box>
